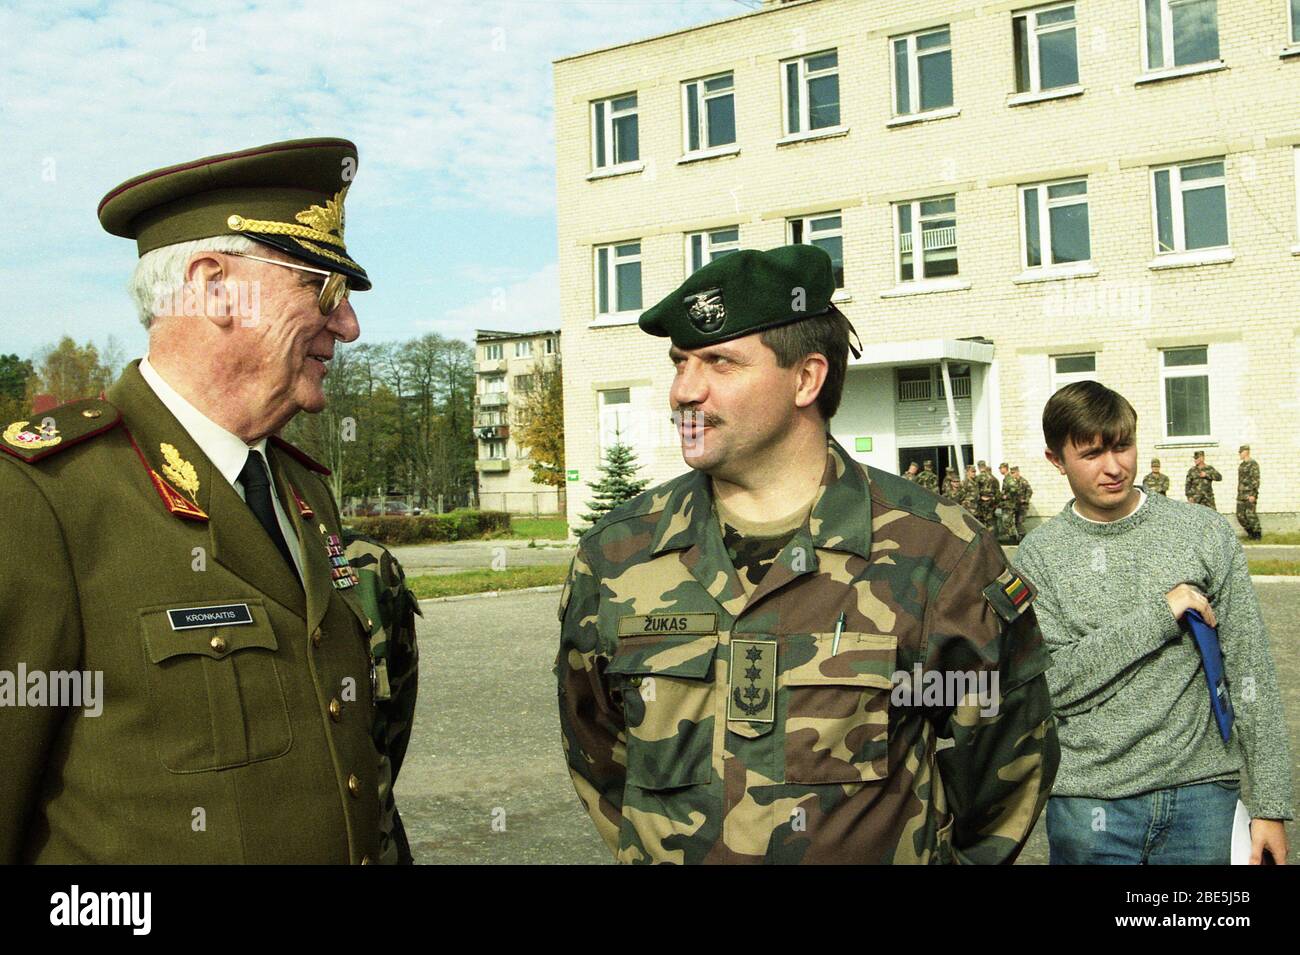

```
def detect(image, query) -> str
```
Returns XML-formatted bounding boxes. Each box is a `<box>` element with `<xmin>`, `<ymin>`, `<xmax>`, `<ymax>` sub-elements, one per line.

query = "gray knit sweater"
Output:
<box><xmin>1012</xmin><ymin>490</ymin><xmax>1293</xmax><ymax>819</ymax></box>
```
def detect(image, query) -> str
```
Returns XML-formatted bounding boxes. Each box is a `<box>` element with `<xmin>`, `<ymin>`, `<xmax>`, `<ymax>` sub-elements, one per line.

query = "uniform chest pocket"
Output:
<box><xmin>607</xmin><ymin>632</ymin><xmax>719</xmax><ymax>789</ymax></box>
<box><xmin>140</xmin><ymin>600</ymin><xmax>293</xmax><ymax>774</ymax></box>
<box><xmin>780</xmin><ymin>631</ymin><xmax>897</xmax><ymax>785</ymax></box>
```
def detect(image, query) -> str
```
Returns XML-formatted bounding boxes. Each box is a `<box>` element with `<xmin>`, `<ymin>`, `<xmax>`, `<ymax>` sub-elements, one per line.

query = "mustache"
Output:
<box><xmin>670</xmin><ymin>407</ymin><xmax>724</xmax><ymax>428</ymax></box>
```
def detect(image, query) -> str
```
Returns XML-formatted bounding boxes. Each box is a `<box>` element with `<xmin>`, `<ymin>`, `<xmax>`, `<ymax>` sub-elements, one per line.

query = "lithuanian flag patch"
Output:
<box><xmin>982</xmin><ymin>568</ymin><xmax>1036</xmax><ymax>623</ymax></box>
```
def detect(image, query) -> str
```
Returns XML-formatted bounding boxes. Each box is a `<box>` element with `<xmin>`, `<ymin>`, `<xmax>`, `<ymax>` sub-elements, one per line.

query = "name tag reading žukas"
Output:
<box><xmin>166</xmin><ymin>604</ymin><xmax>254</xmax><ymax>631</ymax></box>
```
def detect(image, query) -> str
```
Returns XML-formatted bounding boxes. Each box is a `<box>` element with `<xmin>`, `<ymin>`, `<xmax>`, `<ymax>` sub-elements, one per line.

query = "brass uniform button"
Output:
<box><xmin>209</xmin><ymin>635</ymin><xmax>227</xmax><ymax>653</ymax></box>
<box><xmin>328</xmin><ymin>698</ymin><xmax>342</xmax><ymax>721</ymax></box>
<box><xmin>366</xmin><ymin>617</ymin><xmax>373</xmax><ymax>630</ymax></box>
<box><xmin>347</xmin><ymin>773</ymin><xmax>361</xmax><ymax>797</ymax></box>
<box><xmin>311</xmin><ymin>627</ymin><xmax>322</xmax><ymax>647</ymax></box>
<box><xmin>81</xmin><ymin>408</ymin><xmax>102</xmax><ymax>419</ymax></box>
<box><xmin>628</xmin><ymin>676</ymin><xmax>642</xmax><ymax>687</ymax></box>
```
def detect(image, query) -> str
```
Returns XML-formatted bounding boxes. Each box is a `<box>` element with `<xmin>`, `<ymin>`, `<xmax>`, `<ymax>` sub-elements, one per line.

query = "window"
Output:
<box><xmin>483</xmin><ymin>374</ymin><xmax>505</xmax><ymax>394</ymax></box>
<box><xmin>892</xmin><ymin>27</ymin><xmax>953</xmax><ymax>115</ymax></box>
<box><xmin>514</xmin><ymin>340</ymin><xmax>532</xmax><ymax>358</ymax></box>
<box><xmin>594</xmin><ymin>241</ymin><xmax>642</xmax><ymax>316</ymax></box>
<box><xmin>544</xmin><ymin>336</ymin><xmax>557</xmax><ymax>355</ymax></box>
<box><xmin>782</xmin><ymin>50</ymin><xmax>840</xmax><ymax>134</ymax></box>
<box><xmin>897</xmin><ymin>364</ymin><xmax>971</xmax><ymax>401</ymax></box>
<box><xmin>1293</xmin><ymin>0</ymin><xmax>1299</xmax><ymax>43</ymax></box>
<box><xmin>1021</xmin><ymin>178</ymin><xmax>1091</xmax><ymax>268</ymax></box>
<box><xmin>788</xmin><ymin>213</ymin><xmax>844</xmax><ymax>288</ymax></box>
<box><xmin>592</xmin><ymin>93</ymin><xmax>639</xmax><ymax>168</ymax></box>
<box><xmin>1152</xmin><ymin>160</ymin><xmax>1228</xmax><ymax>253</ymax></box>
<box><xmin>1050</xmin><ymin>353</ymin><xmax>1096</xmax><ymax>392</ymax></box>
<box><xmin>1143</xmin><ymin>0</ymin><xmax>1219</xmax><ymax>70</ymax></box>
<box><xmin>1014</xmin><ymin>4</ymin><xmax>1079</xmax><ymax>92</ymax></box>
<box><xmin>483</xmin><ymin>343</ymin><xmax>502</xmax><ymax>361</ymax></box>
<box><xmin>598</xmin><ymin>388</ymin><xmax>633</xmax><ymax>455</ymax></box>
<box><xmin>485</xmin><ymin>439</ymin><xmax>507</xmax><ymax>459</ymax></box>
<box><xmin>683</xmin><ymin>73</ymin><xmax>736</xmax><ymax>152</ymax></box>
<box><xmin>513</xmin><ymin>374</ymin><xmax>534</xmax><ymax>394</ymax></box>
<box><xmin>896</xmin><ymin>196</ymin><xmax>958</xmax><ymax>281</ymax></box>
<box><xmin>1160</xmin><ymin>346</ymin><xmax>1210</xmax><ymax>438</ymax></box>
<box><xmin>686</xmin><ymin>227</ymin><xmax>740</xmax><ymax>274</ymax></box>
<box><xmin>1295</xmin><ymin>148</ymin><xmax>1300</xmax><ymax>237</ymax></box>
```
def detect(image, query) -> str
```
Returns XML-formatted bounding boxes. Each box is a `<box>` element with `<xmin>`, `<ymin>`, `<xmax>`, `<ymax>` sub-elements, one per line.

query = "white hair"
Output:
<box><xmin>127</xmin><ymin>234</ymin><xmax>262</xmax><ymax>330</ymax></box>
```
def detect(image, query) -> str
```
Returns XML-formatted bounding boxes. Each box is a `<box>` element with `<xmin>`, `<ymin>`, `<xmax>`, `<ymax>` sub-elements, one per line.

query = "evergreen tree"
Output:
<box><xmin>579</xmin><ymin>441</ymin><xmax>650</xmax><ymax>533</ymax></box>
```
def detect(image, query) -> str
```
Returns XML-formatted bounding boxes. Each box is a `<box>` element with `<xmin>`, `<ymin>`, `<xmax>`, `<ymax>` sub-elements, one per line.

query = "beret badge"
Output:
<box><xmin>685</xmin><ymin>287</ymin><xmax>726</xmax><ymax>333</ymax></box>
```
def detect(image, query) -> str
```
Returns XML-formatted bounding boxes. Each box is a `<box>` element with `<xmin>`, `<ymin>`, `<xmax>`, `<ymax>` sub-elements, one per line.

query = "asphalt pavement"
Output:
<box><xmin>395</xmin><ymin>583</ymin><xmax>1300</xmax><ymax>865</ymax></box>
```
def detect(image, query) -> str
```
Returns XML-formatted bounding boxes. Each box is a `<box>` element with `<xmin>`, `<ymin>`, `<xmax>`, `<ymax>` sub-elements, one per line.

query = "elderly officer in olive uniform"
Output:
<box><xmin>1142</xmin><ymin>458</ymin><xmax>1170</xmax><ymax>496</ymax></box>
<box><xmin>1237</xmin><ymin>445</ymin><xmax>1262</xmax><ymax>540</ymax></box>
<box><xmin>0</xmin><ymin>139</ymin><xmax>407</xmax><ymax>864</ymax></box>
<box><xmin>555</xmin><ymin>246</ymin><xmax>1059</xmax><ymax>864</ymax></box>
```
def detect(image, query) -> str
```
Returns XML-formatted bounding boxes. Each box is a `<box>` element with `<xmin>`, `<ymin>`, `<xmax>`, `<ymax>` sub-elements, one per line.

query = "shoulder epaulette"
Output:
<box><xmin>269</xmin><ymin>434</ymin><xmax>331</xmax><ymax>475</ymax></box>
<box><xmin>0</xmin><ymin>398</ymin><xmax>121</xmax><ymax>464</ymax></box>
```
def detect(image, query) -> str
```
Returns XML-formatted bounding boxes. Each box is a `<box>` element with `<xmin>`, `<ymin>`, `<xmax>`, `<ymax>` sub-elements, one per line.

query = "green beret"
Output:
<box><xmin>98</xmin><ymin>137</ymin><xmax>370</xmax><ymax>290</ymax></box>
<box><xmin>639</xmin><ymin>244</ymin><xmax>834</xmax><ymax>348</ymax></box>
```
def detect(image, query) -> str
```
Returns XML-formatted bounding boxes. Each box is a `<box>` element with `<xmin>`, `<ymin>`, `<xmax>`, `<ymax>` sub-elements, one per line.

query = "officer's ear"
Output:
<box><xmin>184</xmin><ymin>251</ymin><xmax>236</xmax><ymax>329</ymax></box>
<box><xmin>792</xmin><ymin>352</ymin><xmax>828</xmax><ymax>411</ymax></box>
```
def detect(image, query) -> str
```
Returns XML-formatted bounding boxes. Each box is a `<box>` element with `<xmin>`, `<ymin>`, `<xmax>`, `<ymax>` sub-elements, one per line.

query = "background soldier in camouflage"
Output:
<box><xmin>1185</xmin><ymin>451</ymin><xmax>1223</xmax><ymax>509</ymax></box>
<box><xmin>1010</xmin><ymin>466</ymin><xmax>1032</xmax><ymax>542</ymax></box>
<box><xmin>345</xmin><ymin>533</ymin><xmax>422</xmax><ymax>864</ymax></box>
<box><xmin>916</xmin><ymin>459</ymin><xmax>939</xmax><ymax>492</ymax></box>
<box><xmin>974</xmin><ymin>460</ymin><xmax>1000</xmax><ymax>528</ymax></box>
<box><xmin>556</xmin><ymin>246</ymin><xmax>1058</xmax><ymax>864</ymax></box>
<box><xmin>994</xmin><ymin>463</ymin><xmax>1014</xmax><ymax>542</ymax></box>
<box><xmin>941</xmin><ymin>466</ymin><xmax>962</xmax><ymax>498</ymax></box>
<box><xmin>903</xmin><ymin>461</ymin><xmax>919</xmax><ymax>482</ymax></box>
<box><xmin>959</xmin><ymin>464</ymin><xmax>979</xmax><ymax>511</ymax></box>
<box><xmin>1237</xmin><ymin>444</ymin><xmax>1262</xmax><ymax>540</ymax></box>
<box><xmin>1142</xmin><ymin>458</ymin><xmax>1170</xmax><ymax>496</ymax></box>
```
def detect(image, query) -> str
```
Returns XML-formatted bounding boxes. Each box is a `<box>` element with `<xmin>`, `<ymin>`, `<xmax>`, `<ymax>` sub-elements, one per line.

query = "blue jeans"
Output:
<box><xmin>1046</xmin><ymin>780</ymin><xmax>1240</xmax><ymax>864</ymax></box>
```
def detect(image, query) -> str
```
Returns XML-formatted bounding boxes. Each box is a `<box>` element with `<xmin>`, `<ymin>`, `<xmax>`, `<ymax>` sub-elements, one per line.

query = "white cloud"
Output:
<box><xmin>431</xmin><ymin>260</ymin><xmax>559</xmax><ymax>342</ymax></box>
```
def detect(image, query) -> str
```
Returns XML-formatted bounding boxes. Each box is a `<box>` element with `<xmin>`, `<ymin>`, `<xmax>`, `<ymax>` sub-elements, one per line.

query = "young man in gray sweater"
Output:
<box><xmin>1013</xmin><ymin>381</ymin><xmax>1291</xmax><ymax>864</ymax></box>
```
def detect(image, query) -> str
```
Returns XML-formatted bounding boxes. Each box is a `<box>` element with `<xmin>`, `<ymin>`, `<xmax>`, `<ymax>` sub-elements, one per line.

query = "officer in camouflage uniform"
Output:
<box><xmin>959</xmin><ymin>464</ymin><xmax>979</xmax><ymax>511</ymax></box>
<box><xmin>1141</xmin><ymin>458</ymin><xmax>1170</xmax><ymax>496</ymax></box>
<box><xmin>344</xmin><ymin>533</ymin><xmax>422</xmax><ymax>864</ymax></box>
<box><xmin>974</xmin><ymin>460</ymin><xmax>1000</xmax><ymax>528</ymax></box>
<box><xmin>556</xmin><ymin>246</ymin><xmax>1059</xmax><ymax>864</ymax></box>
<box><xmin>1010</xmin><ymin>466</ymin><xmax>1032</xmax><ymax>542</ymax></box>
<box><xmin>941</xmin><ymin>467</ymin><xmax>962</xmax><ymax>499</ymax></box>
<box><xmin>903</xmin><ymin>461</ymin><xmax>919</xmax><ymax>482</ymax></box>
<box><xmin>916</xmin><ymin>459</ymin><xmax>939</xmax><ymax>493</ymax></box>
<box><xmin>1185</xmin><ymin>451</ymin><xmax>1223</xmax><ymax>509</ymax></box>
<box><xmin>1237</xmin><ymin>445</ymin><xmax>1262</xmax><ymax>540</ymax></box>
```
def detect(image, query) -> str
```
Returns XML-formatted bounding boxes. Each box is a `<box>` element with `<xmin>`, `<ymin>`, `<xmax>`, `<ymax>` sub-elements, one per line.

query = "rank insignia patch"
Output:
<box><xmin>289</xmin><ymin>483</ymin><xmax>315</xmax><ymax>519</ymax></box>
<box><xmin>983</xmin><ymin>569</ymin><xmax>1035</xmax><ymax>624</ymax></box>
<box><xmin>320</xmin><ymin>522</ymin><xmax>359</xmax><ymax>589</ymax></box>
<box><xmin>728</xmin><ymin>639</ymin><xmax>776</xmax><ymax>724</ymax></box>
<box><xmin>4</xmin><ymin>419</ymin><xmax>61</xmax><ymax>450</ymax></box>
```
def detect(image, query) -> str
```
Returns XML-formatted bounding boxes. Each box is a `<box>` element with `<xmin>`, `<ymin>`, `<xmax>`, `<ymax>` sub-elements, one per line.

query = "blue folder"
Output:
<box><xmin>1186</xmin><ymin>608</ymin><xmax>1234</xmax><ymax>743</ymax></box>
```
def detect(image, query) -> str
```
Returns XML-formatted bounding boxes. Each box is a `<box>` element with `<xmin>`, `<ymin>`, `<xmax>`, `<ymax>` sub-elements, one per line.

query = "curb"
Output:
<box><xmin>418</xmin><ymin>584</ymin><xmax>564</xmax><ymax>605</ymax></box>
<box><xmin>1248</xmin><ymin>576</ymin><xmax>1300</xmax><ymax>584</ymax></box>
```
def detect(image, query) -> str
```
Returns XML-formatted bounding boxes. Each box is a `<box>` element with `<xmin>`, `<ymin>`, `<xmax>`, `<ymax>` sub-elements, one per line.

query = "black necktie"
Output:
<box><xmin>238</xmin><ymin>449</ymin><xmax>298</xmax><ymax>577</ymax></box>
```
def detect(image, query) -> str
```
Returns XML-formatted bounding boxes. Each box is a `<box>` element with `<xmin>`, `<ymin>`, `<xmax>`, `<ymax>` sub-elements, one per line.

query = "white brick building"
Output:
<box><xmin>554</xmin><ymin>0</ymin><xmax>1300</xmax><ymax>532</ymax></box>
<box><xmin>474</xmin><ymin>328</ymin><xmax>563</xmax><ymax>515</ymax></box>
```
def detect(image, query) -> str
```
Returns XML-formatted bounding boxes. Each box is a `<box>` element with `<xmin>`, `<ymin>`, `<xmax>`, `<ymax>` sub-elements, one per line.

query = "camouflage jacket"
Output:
<box><xmin>975</xmin><ymin>472</ymin><xmax>1000</xmax><ymax>502</ymax></box>
<box><xmin>344</xmin><ymin>533</ymin><xmax>422</xmax><ymax>865</ymax></box>
<box><xmin>941</xmin><ymin>475</ymin><xmax>962</xmax><ymax>499</ymax></box>
<box><xmin>1238</xmin><ymin>459</ymin><xmax>1260</xmax><ymax>501</ymax></box>
<box><xmin>1185</xmin><ymin>465</ymin><xmax>1223</xmax><ymax>506</ymax></box>
<box><xmin>916</xmin><ymin>469</ymin><xmax>939</xmax><ymax>492</ymax></box>
<box><xmin>1141</xmin><ymin>472</ymin><xmax>1170</xmax><ymax>496</ymax></box>
<box><xmin>555</xmin><ymin>437</ymin><xmax>1059</xmax><ymax>864</ymax></box>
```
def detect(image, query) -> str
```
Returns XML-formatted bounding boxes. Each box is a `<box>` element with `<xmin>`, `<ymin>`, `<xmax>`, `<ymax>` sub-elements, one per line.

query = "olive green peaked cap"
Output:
<box><xmin>639</xmin><ymin>244</ymin><xmax>836</xmax><ymax>349</ymax></box>
<box><xmin>97</xmin><ymin>137</ymin><xmax>370</xmax><ymax>290</ymax></box>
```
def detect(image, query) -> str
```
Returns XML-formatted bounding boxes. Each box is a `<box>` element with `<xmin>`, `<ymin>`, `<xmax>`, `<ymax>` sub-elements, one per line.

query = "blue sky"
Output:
<box><xmin>0</xmin><ymin>0</ymin><xmax>748</xmax><ymax>361</ymax></box>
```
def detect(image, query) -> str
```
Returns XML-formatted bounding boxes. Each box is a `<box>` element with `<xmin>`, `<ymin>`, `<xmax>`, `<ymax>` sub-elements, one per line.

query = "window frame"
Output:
<box><xmin>591</xmin><ymin>92</ymin><xmax>639</xmax><ymax>169</ymax></box>
<box><xmin>1140</xmin><ymin>0</ymin><xmax>1221</xmax><ymax>73</ymax></box>
<box><xmin>890</xmin><ymin>26</ymin><xmax>954</xmax><ymax>117</ymax></box>
<box><xmin>1149</xmin><ymin>158</ymin><xmax>1230</xmax><ymax>255</ymax></box>
<box><xmin>1049</xmin><ymin>352</ymin><xmax>1097</xmax><ymax>393</ymax></box>
<box><xmin>685</xmin><ymin>226</ymin><xmax>741</xmax><ymax>274</ymax></box>
<box><xmin>780</xmin><ymin>49</ymin><xmax>841</xmax><ymax>135</ymax></box>
<box><xmin>787</xmin><ymin>212</ymin><xmax>845</xmax><ymax>288</ymax></box>
<box><xmin>544</xmin><ymin>336</ymin><xmax>557</xmax><ymax>356</ymax></box>
<box><xmin>1013</xmin><ymin>3</ymin><xmax>1079</xmax><ymax>93</ymax></box>
<box><xmin>483</xmin><ymin>343</ymin><xmax>503</xmax><ymax>361</ymax></box>
<box><xmin>894</xmin><ymin>195</ymin><xmax>959</xmax><ymax>284</ymax></box>
<box><xmin>1292</xmin><ymin>0</ymin><xmax>1300</xmax><ymax>44</ymax></box>
<box><xmin>597</xmin><ymin>387</ymin><xmax>635</xmax><ymax>457</ymax></box>
<box><xmin>593</xmin><ymin>240</ymin><xmax>643</xmax><ymax>319</ymax></box>
<box><xmin>514</xmin><ymin>340</ymin><xmax>532</xmax><ymax>358</ymax></box>
<box><xmin>1158</xmin><ymin>346</ymin><xmax>1212</xmax><ymax>441</ymax></box>
<box><xmin>1019</xmin><ymin>177</ymin><xmax>1092</xmax><ymax>270</ymax></box>
<box><xmin>681</xmin><ymin>71</ymin><xmax>736</xmax><ymax>153</ymax></box>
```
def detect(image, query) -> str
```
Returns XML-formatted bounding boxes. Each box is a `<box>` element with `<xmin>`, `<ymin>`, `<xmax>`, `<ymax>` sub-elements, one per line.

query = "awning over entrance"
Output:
<box><xmin>847</xmin><ymin>337</ymin><xmax>995</xmax><ymax>369</ymax></box>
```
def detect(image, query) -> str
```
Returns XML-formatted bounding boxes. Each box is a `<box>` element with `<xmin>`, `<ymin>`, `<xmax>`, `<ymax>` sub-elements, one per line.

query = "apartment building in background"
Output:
<box><xmin>474</xmin><ymin>328</ymin><xmax>562</xmax><ymax>515</ymax></box>
<box><xmin>554</xmin><ymin>0</ymin><xmax>1300</xmax><ymax>533</ymax></box>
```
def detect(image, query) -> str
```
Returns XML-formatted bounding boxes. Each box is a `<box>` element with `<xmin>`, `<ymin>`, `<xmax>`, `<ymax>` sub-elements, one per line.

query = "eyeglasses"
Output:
<box><xmin>225</xmin><ymin>251</ymin><xmax>350</xmax><ymax>315</ymax></box>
